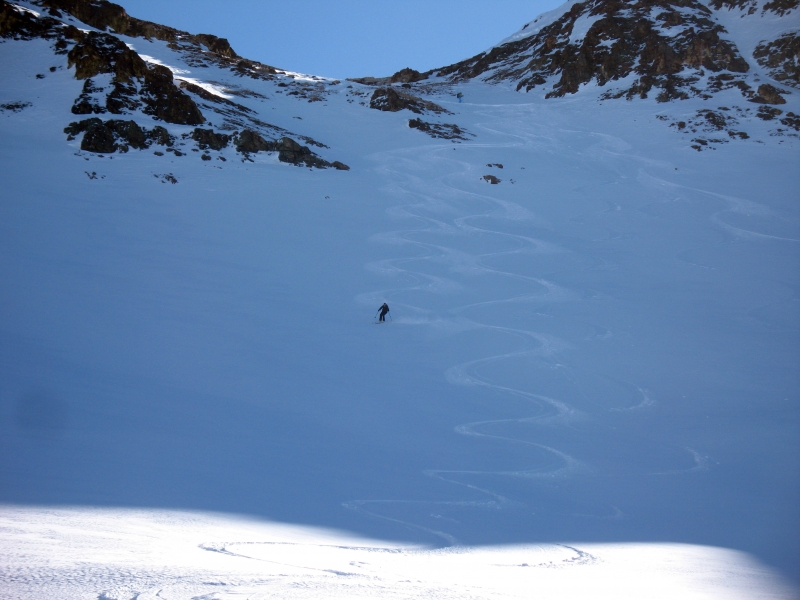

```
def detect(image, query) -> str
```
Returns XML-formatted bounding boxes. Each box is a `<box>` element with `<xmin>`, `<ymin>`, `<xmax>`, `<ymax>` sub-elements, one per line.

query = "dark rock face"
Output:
<box><xmin>107</xmin><ymin>118</ymin><xmax>148</xmax><ymax>149</ymax></box>
<box><xmin>65</xmin><ymin>117</ymin><xmax>175</xmax><ymax>152</ymax></box>
<box><xmin>482</xmin><ymin>175</ymin><xmax>501</xmax><ymax>184</ymax></box>
<box><xmin>274</xmin><ymin>137</ymin><xmax>343</xmax><ymax>169</ymax></box>
<box><xmin>42</xmin><ymin>0</ymin><xmax>244</xmax><ymax>59</ymax></box>
<box><xmin>79</xmin><ymin>118</ymin><xmax>116</xmax><ymax>152</ymax></box>
<box><xmin>390</xmin><ymin>68</ymin><xmax>427</xmax><ymax>83</ymax></box>
<box><xmin>194</xmin><ymin>33</ymin><xmax>238</xmax><ymax>59</ymax></box>
<box><xmin>141</xmin><ymin>64</ymin><xmax>205</xmax><ymax>124</ymax></box>
<box><xmin>275</xmin><ymin>136</ymin><xmax>308</xmax><ymax>163</ymax></box>
<box><xmin>41</xmin><ymin>0</ymin><xmax>179</xmax><ymax>41</ymax></box>
<box><xmin>432</xmin><ymin>0</ymin><xmax>749</xmax><ymax>101</ymax></box>
<box><xmin>370</xmin><ymin>88</ymin><xmax>450</xmax><ymax>114</ymax></box>
<box><xmin>754</xmin><ymin>33</ymin><xmax>800</xmax><ymax>88</ymax></box>
<box><xmin>192</xmin><ymin>128</ymin><xmax>230</xmax><ymax>150</ymax></box>
<box><xmin>749</xmin><ymin>83</ymin><xmax>788</xmax><ymax>104</ymax></box>
<box><xmin>408</xmin><ymin>118</ymin><xmax>473</xmax><ymax>141</ymax></box>
<box><xmin>234</xmin><ymin>128</ymin><xmax>274</xmax><ymax>154</ymax></box>
<box><xmin>1</xmin><ymin>1</ymin><xmax>62</xmax><ymax>39</ymax></box>
<box><xmin>35</xmin><ymin>0</ymin><xmax>293</xmax><ymax>90</ymax></box>
<box><xmin>63</xmin><ymin>28</ymin><xmax>204</xmax><ymax>124</ymax></box>
<box><xmin>233</xmin><ymin>130</ymin><xmax>349</xmax><ymax>169</ymax></box>
<box><xmin>148</xmin><ymin>126</ymin><xmax>173</xmax><ymax>146</ymax></box>
<box><xmin>67</xmin><ymin>30</ymin><xmax>147</xmax><ymax>80</ymax></box>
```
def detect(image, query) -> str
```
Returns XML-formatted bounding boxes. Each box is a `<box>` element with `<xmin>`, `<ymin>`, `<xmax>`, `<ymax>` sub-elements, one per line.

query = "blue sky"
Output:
<box><xmin>119</xmin><ymin>0</ymin><xmax>565</xmax><ymax>78</ymax></box>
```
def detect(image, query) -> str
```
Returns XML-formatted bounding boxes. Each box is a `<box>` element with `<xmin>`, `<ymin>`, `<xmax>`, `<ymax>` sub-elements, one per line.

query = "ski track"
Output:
<box><xmin>347</xmin><ymin>100</ymin><xmax>786</xmax><ymax>540</ymax></box>
<box><xmin>345</xmin><ymin>108</ymin><xmax>689</xmax><ymax>544</ymax></box>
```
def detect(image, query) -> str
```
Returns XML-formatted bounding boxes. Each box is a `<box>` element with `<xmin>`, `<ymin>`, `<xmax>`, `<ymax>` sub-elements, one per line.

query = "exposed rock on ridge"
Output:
<box><xmin>67</xmin><ymin>30</ymin><xmax>205</xmax><ymax>124</ymax></box>
<box><xmin>431</xmin><ymin>0</ymin><xmax>751</xmax><ymax>101</ymax></box>
<box><xmin>3</xmin><ymin>0</ymin><xmax>350</xmax><ymax>169</ymax></box>
<box><xmin>41</xmin><ymin>0</ymin><xmax>238</xmax><ymax>59</ymax></box>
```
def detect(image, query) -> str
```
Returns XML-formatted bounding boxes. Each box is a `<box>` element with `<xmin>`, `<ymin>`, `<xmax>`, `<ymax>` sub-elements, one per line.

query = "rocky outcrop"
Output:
<box><xmin>408</xmin><ymin>118</ymin><xmax>473</xmax><ymax>141</ymax></box>
<box><xmin>40</xmin><ymin>0</ymin><xmax>239</xmax><ymax>60</ymax></box>
<box><xmin>41</xmin><ymin>0</ymin><xmax>179</xmax><ymax>41</ymax></box>
<box><xmin>64</xmin><ymin>120</ymin><xmax>348</xmax><ymax>167</ymax></box>
<box><xmin>370</xmin><ymin>88</ymin><xmax>450</xmax><ymax>114</ymax></box>
<box><xmin>482</xmin><ymin>175</ymin><xmax>501</xmax><ymax>184</ymax></box>
<box><xmin>274</xmin><ymin>137</ymin><xmax>349</xmax><ymax>169</ymax></box>
<box><xmin>62</xmin><ymin>28</ymin><xmax>205</xmax><ymax>123</ymax></box>
<box><xmin>141</xmin><ymin>64</ymin><xmax>205</xmax><ymax>124</ymax></box>
<box><xmin>67</xmin><ymin>30</ymin><xmax>147</xmax><ymax>79</ymax></box>
<box><xmin>64</xmin><ymin>117</ymin><xmax>175</xmax><ymax>152</ymax></box>
<box><xmin>194</xmin><ymin>33</ymin><xmax>238</xmax><ymax>59</ymax></box>
<box><xmin>192</xmin><ymin>128</ymin><xmax>230</xmax><ymax>151</ymax></box>
<box><xmin>390</xmin><ymin>68</ymin><xmax>427</xmax><ymax>83</ymax></box>
<box><xmin>749</xmin><ymin>83</ymin><xmax>788</xmax><ymax>104</ymax></box>
<box><xmin>1</xmin><ymin>1</ymin><xmax>62</xmax><ymax>39</ymax></box>
<box><xmin>780</xmin><ymin>111</ymin><xmax>800</xmax><ymax>130</ymax></box>
<box><xmin>234</xmin><ymin>129</ymin><xmax>273</xmax><ymax>154</ymax></box>
<box><xmin>35</xmin><ymin>0</ymin><xmax>289</xmax><ymax>84</ymax></box>
<box><xmin>348</xmin><ymin>68</ymin><xmax>428</xmax><ymax>87</ymax></box>
<box><xmin>233</xmin><ymin>130</ymin><xmax>349</xmax><ymax>169</ymax></box>
<box><xmin>9</xmin><ymin>0</ymin><xmax>344</xmax><ymax>170</ymax></box>
<box><xmin>431</xmin><ymin>0</ymin><xmax>750</xmax><ymax>101</ymax></box>
<box><xmin>754</xmin><ymin>33</ymin><xmax>800</xmax><ymax>88</ymax></box>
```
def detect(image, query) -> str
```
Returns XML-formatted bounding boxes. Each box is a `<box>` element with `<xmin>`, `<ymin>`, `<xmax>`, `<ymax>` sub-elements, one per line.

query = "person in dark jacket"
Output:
<box><xmin>377</xmin><ymin>303</ymin><xmax>390</xmax><ymax>322</ymax></box>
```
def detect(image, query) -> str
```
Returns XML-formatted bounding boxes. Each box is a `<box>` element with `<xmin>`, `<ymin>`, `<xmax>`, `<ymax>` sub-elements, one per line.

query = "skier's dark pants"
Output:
<box><xmin>379</xmin><ymin>309</ymin><xmax>388</xmax><ymax>322</ymax></box>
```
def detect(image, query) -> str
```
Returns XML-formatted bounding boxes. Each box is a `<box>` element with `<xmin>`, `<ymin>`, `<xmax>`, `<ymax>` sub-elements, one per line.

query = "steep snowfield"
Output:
<box><xmin>1</xmin><ymin>1</ymin><xmax>799</xmax><ymax>598</ymax></box>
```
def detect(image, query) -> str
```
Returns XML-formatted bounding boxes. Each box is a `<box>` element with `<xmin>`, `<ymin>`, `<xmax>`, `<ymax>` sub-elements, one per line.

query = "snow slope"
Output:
<box><xmin>1</xmin><ymin>506</ymin><xmax>796</xmax><ymax>599</ymax></box>
<box><xmin>0</xmin><ymin>0</ymin><xmax>799</xmax><ymax>598</ymax></box>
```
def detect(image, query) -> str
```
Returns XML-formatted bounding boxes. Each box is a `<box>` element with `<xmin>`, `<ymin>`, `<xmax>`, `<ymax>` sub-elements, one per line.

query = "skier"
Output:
<box><xmin>456</xmin><ymin>92</ymin><xmax>464</xmax><ymax>103</ymax></box>
<box><xmin>376</xmin><ymin>303</ymin><xmax>390</xmax><ymax>322</ymax></box>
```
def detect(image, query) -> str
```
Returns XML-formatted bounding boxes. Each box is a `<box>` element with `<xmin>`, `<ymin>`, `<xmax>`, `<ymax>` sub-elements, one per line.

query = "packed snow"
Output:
<box><xmin>0</xmin><ymin>1</ymin><xmax>798</xmax><ymax>598</ymax></box>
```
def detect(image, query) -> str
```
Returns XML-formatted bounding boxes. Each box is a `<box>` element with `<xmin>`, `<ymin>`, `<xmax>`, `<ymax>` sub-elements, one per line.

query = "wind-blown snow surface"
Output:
<box><xmin>1</xmin><ymin>20</ymin><xmax>799</xmax><ymax>599</ymax></box>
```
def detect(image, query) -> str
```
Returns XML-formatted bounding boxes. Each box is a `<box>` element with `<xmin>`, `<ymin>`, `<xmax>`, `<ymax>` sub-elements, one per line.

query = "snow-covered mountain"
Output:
<box><xmin>1</xmin><ymin>0</ymin><xmax>798</xmax><ymax>598</ymax></box>
<box><xmin>2</xmin><ymin>0</ymin><xmax>798</xmax><ymax>159</ymax></box>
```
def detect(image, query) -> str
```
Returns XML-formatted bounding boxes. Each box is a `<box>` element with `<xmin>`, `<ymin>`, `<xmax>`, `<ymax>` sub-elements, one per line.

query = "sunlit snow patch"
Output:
<box><xmin>0</xmin><ymin>506</ymin><xmax>795</xmax><ymax>600</ymax></box>
<box><xmin>134</xmin><ymin>53</ymin><xmax>233</xmax><ymax>100</ymax></box>
<box><xmin>10</xmin><ymin>3</ymin><xmax>39</xmax><ymax>17</ymax></box>
<box><xmin>498</xmin><ymin>0</ymin><xmax>582</xmax><ymax>45</ymax></box>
